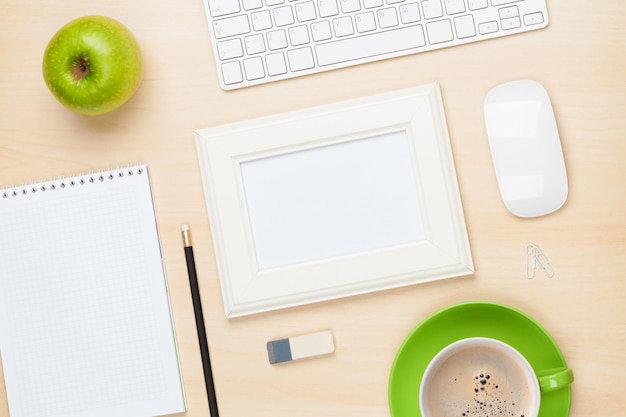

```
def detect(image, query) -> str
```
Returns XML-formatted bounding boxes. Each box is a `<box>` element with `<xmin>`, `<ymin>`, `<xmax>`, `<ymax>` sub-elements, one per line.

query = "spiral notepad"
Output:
<box><xmin>0</xmin><ymin>165</ymin><xmax>186</xmax><ymax>417</ymax></box>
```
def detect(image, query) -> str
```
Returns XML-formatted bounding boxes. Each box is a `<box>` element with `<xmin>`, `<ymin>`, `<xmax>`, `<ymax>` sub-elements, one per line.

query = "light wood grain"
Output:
<box><xmin>1</xmin><ymin>1</ymin><xmax>625</xmax><ymax>416</ymax></box>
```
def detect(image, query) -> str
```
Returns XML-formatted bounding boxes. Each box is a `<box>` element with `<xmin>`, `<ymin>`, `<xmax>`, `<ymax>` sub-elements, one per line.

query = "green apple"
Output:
<box><xmin>42</xmin><ymin>16</ymin><xmax>143</xmax><ymax>116</ymax></box>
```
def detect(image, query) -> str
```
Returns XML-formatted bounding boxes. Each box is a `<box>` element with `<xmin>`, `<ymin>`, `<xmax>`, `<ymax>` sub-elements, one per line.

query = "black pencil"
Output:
<box><xmin>181</xmin><ymin>224</ymin><xmax>219</xmax><ymax>417</ymax></box>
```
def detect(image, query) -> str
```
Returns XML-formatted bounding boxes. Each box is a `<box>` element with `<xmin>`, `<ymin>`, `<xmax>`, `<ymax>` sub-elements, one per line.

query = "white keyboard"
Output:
<box><xmin>203</xmin><ymin>0</ymin><xmax>549</xmax><ymax>90</ymax></box>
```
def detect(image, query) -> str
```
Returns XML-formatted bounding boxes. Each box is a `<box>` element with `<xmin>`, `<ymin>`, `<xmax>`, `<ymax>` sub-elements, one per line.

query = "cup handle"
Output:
<box><xmin>537</xmin><ymin>367</ymin><xmax>574</xmax><ymax>393</ymax></box>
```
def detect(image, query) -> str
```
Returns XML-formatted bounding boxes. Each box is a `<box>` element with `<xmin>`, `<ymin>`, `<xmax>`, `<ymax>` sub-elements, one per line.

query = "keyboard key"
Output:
<box><xmin>377</xmin><ymin>8</ymin><xmax>399</xmax><ymax>29</ymax></box>
<box><xmin>289</xmin><ymin>25</ymin><xmax>310</xmax><ymax>45</ymax></box>
<box><xmin>317</xmin><ymin>0</ymin><xmax>339</xmax><ymax>17</ymax></box>
<box><xmin>478</xmin><ymin>20</ymin><xmax>498</xmax><ymax>34</ymax></box>
<box><xmin>274</xmin><ymin>5</ymin><xmax>295</xmax><ymax>26</ymax></box>
<box><xmin>468</xmin><ymin>0</ymin><xmax>488</xmax><ymax>10</ymax></box>
<box><xmin>490</xmin><ymin>0</ymin><xmax>517</xmax><ymax>5</ymax></box>
<box><xmin>217</xmin><ymin>38</ymin><xmax>244</xmax><ymax>60</ymax></box>
<box><xmin>242</xmin><ymin>0</ymin><xmax>263</xmax><ymax>10</ymax></box>
<box><xmin>444</xmin><ymin>0</ymin><xmax>465</xmax><ymax>15</ymax></box>
<box><xmin>245</xmin><ymin>33</ymin><xmax>266</xmax><ymax>54</ymax></box>
<box><xmin>287</xmin><ymin>47</ymin><xmax>315</xmax><ymax>71</ymax></box>
<box><xmin>244</xmin><ymin>57</ymin><xmax>265</xmax><ymax>80</ymax></box>
<box><xmin>296</xmin><ymin>1</ymin><xmax>317</xmax><ymax>21</ymax></box>
<box><xmin>267</xmin><ymin>29</ymin><xmax>289</xmax><ymax>49</ymax></box>
<box><xmin>454</xmin><ymin>14</ymin><xmax>476</xmax><ymax>38</ymax></box>
<box><xmin>340</xmin><ymin>0</ymin><xmax>361</xmax><ymax>13</ymax></box>
<box><xmin>213</xmin><ymin>15</ymin><xmax>251</xmax><ymax>39</ymax></box>
<box><xmin>266</xmin><ymin>52</ymin><xmax>288</xmax><ymax>75</ymax></box>
<box><xmin>333</xmin><ymin>16</ymin><xmax>354</xmax><ymax>37</ymax></box>
<box><xmin>499</xmin><ymin>5</ymin><xmax>518</xmax><ymax>19</ymax></box>
<box><xmin>523</xmin><ymin>12</ymin><xmax>544</xmax><ymax>26</ymax></box>
<box><xmin>363</xmin><ymin>0</ymin><xmax>383</xmax><ymax>8</ymax></box>
<box><xmin>399</xmin><ymin>3</ymin><xmax>420</xmax><ymax>24</ymax></box>
<box><xmin>251</xmin><ymin>10</ymin><xmax>273</xmax><ymax>30</ymax></box>
<box><xmin>221</xmin><ymin>61</ymin><xmax>244</xmax><ymax>84</ymax></box>
<box><xmin>422</xmin><ymin>0</ymin><xmax>443</xmax><ymax>19</ymax></box>
<box><xmin>267</xmin><ymin>0</ymin><xmax>285</xmax><ymax>5</ymax></box>
<box><xmin>426</xmin><ymin>19</ymin><xmax>454</xmax><ymax>44</ymax></box>
<box><xmin>311</xmin><ymin>20</ymin><xmax>333</xmax><ymax>41</ymax></box>
<box><xmin>355</xmin><ymin>12</ymin><xmax>376</xmax><ymax>33</ymax></box>
<box><xmin>316</xmin><ymin>24</ymin><xmax>426</xmax><ymax>66</ymax></box>
<box><xmin>501</xmin><ymin>16</ymin><xmax>521</xmax><ymax>30</ymax></box>
<box><xmin>209</xmin><ymin>0</ymin><xmax>241</xmax><ymax>17</ymax></box>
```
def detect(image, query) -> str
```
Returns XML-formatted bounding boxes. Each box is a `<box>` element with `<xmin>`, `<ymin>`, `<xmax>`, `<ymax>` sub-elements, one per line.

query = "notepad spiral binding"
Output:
<box><xmin>1</xmin><ymin>165</ymin><xmax>145</xmax><ymax>199</ymax></box>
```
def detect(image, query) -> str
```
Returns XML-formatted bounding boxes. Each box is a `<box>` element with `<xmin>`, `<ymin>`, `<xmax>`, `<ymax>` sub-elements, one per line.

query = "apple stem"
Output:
<box><xmin>70</xmin><ymin>56</ymin><xmax>91</xmax><ymax>83</ymax></box>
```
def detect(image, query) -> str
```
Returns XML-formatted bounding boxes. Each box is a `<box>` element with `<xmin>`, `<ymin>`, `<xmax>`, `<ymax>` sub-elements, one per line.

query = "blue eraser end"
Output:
<box><xmin>267</xmin><ymin>338</ymin><xmax>292</xmax><ymax>364</ymax></box>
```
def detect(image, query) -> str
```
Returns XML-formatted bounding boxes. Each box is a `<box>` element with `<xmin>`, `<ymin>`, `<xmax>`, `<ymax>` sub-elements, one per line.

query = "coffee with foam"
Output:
<box><xmin>420</xmin><ymin>338</ymin><xmax>540</xmax><ymax>417</ymax></box>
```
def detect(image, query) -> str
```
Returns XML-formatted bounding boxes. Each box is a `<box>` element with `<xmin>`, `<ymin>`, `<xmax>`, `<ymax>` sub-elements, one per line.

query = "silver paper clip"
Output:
<box><xmin>526</xmin><ymin>243</ymin><xmax>555</xmax><ymax>279</ymax></box>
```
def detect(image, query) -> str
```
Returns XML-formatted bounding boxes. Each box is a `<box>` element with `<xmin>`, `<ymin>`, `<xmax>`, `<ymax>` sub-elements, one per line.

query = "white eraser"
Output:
<box><xmin>267</xmin><ymin>330</ymin><xmax>334</xmax><ymax>364</ymax></box>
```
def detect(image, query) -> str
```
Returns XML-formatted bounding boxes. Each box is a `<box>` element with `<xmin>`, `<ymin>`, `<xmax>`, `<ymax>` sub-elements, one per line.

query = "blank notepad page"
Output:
<box><xmin>0</xmin><ymin>165</ymin><xmax>186</xmax><ymax>417</ymax></box>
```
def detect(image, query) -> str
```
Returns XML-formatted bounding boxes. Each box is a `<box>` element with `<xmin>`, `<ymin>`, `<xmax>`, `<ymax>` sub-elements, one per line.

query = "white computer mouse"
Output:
<box><xmin>484</xmin><ymin>80</ymin><xmax>568</xmax><ymax>218</ymax></box>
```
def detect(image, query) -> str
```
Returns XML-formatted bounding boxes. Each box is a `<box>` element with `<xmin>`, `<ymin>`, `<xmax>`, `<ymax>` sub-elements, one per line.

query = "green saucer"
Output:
<box><xmin>388</xmin><ymin>301</ymin><xmax>572</xmax><ymax>417</ymax></box>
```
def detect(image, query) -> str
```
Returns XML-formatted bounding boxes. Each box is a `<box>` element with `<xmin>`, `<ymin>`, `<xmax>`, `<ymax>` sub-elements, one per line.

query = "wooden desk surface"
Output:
<box><xmin>1</xmin><ymin>1</ymin><xmax>625</xmax><ymax>416</ymax></box>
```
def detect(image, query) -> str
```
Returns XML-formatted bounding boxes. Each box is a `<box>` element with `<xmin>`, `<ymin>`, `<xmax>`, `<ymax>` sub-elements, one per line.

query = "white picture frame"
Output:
<box><xmin>194</xmin><ymin>83</ymin><xmax>473</xmax><ymax>318</ymax></box>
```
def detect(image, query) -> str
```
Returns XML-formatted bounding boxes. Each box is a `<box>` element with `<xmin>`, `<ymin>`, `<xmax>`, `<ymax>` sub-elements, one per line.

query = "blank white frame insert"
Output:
<box><xmin>195</xmin><ymin>83</ymin><xmax>474</xmax><ymax>318</ymax></box>
<box><xmin>240</xmin><ymin>130</ymin><xmax>426</xmax><ymax>270</ymax></box>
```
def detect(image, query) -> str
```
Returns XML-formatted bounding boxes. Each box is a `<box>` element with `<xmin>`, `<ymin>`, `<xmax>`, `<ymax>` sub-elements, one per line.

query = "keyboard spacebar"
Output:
<box><xmin>316</xmin><ymin>25</ymin><xmax>426</xmax><ymax>66</ymax></box>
